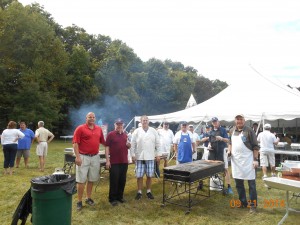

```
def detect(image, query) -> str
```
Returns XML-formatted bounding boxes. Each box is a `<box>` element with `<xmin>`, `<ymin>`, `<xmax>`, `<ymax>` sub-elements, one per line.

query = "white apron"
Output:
<box><xmin>231</xmin><ymin>132</ymin><xmax>255</xmax><ymax>180</ymax></box>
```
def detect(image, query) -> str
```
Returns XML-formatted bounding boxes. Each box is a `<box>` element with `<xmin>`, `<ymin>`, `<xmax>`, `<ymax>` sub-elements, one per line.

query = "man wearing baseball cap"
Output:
<box><xmin>257</xmin><ymin>123</ymin><xmax>280</xmax><ymax>180</ymax></box>
<box><xmin>208</xmin><ymin>117</ymin><xmax>232</xmax><ymax>194</ymax></box>
<box><xmin>228</xmin><ymin>114</ymin><xmax>259</xmax><ymax>213</ymax></box>
<box><xmin>105</xmin><ymin>118</ymin><xmax>131</xmax><ymax>206</ymax></box>
<box><xmin>173</xmin><ymin>121</ymin><xmax>196</xmax><ymax>164</ymax></box>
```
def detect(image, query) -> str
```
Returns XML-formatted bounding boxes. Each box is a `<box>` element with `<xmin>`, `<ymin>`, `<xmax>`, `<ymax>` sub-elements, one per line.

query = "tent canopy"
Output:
<box><xmin>135</xmin><ymin>68</ymin><xmax>300</xmax><ymax>125</ymax></box>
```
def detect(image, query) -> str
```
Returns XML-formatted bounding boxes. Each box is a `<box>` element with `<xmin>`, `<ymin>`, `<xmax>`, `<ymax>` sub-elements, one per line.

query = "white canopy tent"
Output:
<box><xmin>135</xmin><ymin>67</ymin><xmax>300</xmax><ymax>128</ymax></box>
<box><xmin>185</xmin><ymin>94</ymin><xmax>197</xmax><ymax>109</ymax></box>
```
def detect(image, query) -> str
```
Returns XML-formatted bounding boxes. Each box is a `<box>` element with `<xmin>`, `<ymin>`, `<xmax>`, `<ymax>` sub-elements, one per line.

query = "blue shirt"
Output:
<box><xmin>17</xmin><ymin>128</ymin><xmax>35</xmax><ymax>150</ymax></box>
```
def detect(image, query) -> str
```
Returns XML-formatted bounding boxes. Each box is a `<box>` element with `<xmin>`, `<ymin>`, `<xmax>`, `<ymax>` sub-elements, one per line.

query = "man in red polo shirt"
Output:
<box><xmin>105</xmin><ymin>118</ymin><xmax>131</xmax><ymax>206</ymax></box>
<box><xmin>73</xmin><ymin>112</ymin><xmax>106</xmax><ymax>211</ymax></box>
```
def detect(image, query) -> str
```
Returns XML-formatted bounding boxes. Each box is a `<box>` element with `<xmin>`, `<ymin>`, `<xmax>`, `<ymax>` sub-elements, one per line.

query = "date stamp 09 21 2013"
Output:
<box><xmin>229</xmin><ymin>199</ymin><xmax>285</xmax><ymax>208</ymax></box>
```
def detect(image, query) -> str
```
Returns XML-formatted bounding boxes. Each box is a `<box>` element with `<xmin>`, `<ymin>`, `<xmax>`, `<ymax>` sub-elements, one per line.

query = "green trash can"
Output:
<box><xmin>31</xmin><ymin>174</ymin><xmax>76</xmax><ymax>225</ymax></box>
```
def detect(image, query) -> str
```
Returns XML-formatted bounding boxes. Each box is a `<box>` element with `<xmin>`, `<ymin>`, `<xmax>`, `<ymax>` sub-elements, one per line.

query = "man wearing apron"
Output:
<box><xmin>173</xmin><ymin>121</ymin><xmax>196</xmax><ymax>164</ymax></box>
<box><xmin>228</xmin><ymin>114</ymin><xmax>259</xmax><ymax>213</ymax></box>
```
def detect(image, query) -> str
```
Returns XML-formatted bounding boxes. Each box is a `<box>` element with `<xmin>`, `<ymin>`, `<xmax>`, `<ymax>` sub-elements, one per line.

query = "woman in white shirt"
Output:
<box><xmin>1</xmin><ymin>121</ymin><xmax>25</xmax><ymax>175</ymax></box>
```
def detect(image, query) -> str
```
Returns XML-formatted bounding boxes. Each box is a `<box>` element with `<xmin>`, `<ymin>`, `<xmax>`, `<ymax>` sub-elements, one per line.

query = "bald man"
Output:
<box><xmin>73</xmin><ymin>112</ymin><xmax>106</xmax><ymax>211</ymax></box>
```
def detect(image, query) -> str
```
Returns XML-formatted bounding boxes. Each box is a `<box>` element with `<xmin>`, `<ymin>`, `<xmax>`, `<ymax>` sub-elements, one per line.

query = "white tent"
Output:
<box><xmin>185</xmin><ymin>94</ymin><xmax>197</xmax><ymax>109</ymax></box>
<box><xmin>135</xmin><ymin>68</ymin><xmax>300</xmax><ymax>127</ymax></box>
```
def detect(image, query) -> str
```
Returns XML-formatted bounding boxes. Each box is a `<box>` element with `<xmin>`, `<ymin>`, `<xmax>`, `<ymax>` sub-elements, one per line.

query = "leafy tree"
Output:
<box><xmin>0</xmin><ymin>2</ymin><xmax>68</xmax><ymax>129</ymax></box>
<box><xmin>194</xmin><ymin>76</ymin><xmax>228</xmax><ymax>103</ymax></box>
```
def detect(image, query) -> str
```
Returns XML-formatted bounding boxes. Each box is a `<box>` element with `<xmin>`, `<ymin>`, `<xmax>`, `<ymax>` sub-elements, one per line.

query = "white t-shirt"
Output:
<box><xmin>257</xmin><ymin>130</ymin><xmax>278</xmax><ymax>152</ymax></box>
<box><xmin>191</xmin><ymin>132</ymin><xmax>200</xmax><ymax>159</ymax></box>
<box><xmin>1</xmin><ymin>129</ymin><xmax>25</xmax><ymax>145</ymax></box>
<box><xmin>173</xmin><ymin>130</ymin><xmax>195</xmax><ymax>145</ymax></box>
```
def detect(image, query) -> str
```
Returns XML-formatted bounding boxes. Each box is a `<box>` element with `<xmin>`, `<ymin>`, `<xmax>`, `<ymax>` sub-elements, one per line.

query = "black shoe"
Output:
<box><xmin>146</xmin><ymin>192</ymin><xmax>154</xmax><ymax>199</ymax></box>
<box><xmin>110</xmin><ymin>201</ymin><xmax>118</xmax><ymax>206</ymax></box>
<box><xmin>77</xmin><ymin>201</ymin><xmax>83</xmax><ymax>211</ymax></box>
<box><xmin>85</xmin><ymin>198</ymin><xmax>95</xmax><ymax>206</ymax></box>
<box><xmin>118</xmin><ymin>199</ymin><xmax>126</xmax><ymax>203</ymax></box>
<box><xmin>135</xmin><ymin>193</ymin><xmax>142</xmax><ymax>200</ymax></box>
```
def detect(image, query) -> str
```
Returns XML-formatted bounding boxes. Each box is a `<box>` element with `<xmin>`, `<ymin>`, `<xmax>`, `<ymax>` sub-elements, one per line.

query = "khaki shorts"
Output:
<box><xmin>36</xmin><ymin>142</ymin><xmax>48</xmax><ymax>156</ymax></box>
<box><xmin>16</xmin><ymin>149</ymin><xmax>30</xmax><ymax>158</ymax></box>
<box><xmin>260</xmin><ymin>151</ymin><xmax>275</xmax><ymax>167</ymax></box>
<box><xmin>76</xmin><ymin>154</ymin><xmax>100</xmax><ymax>183</ymax></box>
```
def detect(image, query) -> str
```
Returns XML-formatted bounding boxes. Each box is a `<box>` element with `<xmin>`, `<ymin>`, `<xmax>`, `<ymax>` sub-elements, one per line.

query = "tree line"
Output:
<box><xmin>0</xmin><ymin>1</ymin><xmax>228</xmax><ymax>134</ymax></box>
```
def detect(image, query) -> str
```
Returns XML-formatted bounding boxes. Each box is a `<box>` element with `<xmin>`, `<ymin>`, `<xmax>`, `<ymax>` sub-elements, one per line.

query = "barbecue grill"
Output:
<box><xmin>162</xmin><ymin>160</ymin><xmax>225</xmax><ymax>213</ymax></box>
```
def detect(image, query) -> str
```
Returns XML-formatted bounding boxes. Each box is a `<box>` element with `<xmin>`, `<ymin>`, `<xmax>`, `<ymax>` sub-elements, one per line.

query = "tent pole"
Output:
<box><xmin>296</xmin><ymin>119</ymin><xmax>298</xmax><ymax>141</ymax></box>
<box><xmin>124</xmin><ymin>117</ymin><xmax>135</xmax><ymax>131</ymax></box>
<box><xmin>257</xmin><ymin>114</ymin><xmax>264</xmax><ymax>135</ymax></box>
<box><xmin>194</xmin><ymin>120</ymin><xmax>203</xmax><ymax>133</ymax></box>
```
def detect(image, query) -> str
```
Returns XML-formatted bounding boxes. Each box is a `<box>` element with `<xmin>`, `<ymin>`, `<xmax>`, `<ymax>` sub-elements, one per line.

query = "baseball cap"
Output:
<box><xmin>264</xmin><ymin>123</ymin><xmax>271</xmax><ymax>129</ymax></box>
<box><xmin>189</xmin><ymin>124</ymin><xmax>194</xmax><ymax>127</ymax></box>
<box><xmin>180</xmin><ymin>121</ymin><xmax>188</xmax><ymax>126</ymax></box>
<box><xmin>114</xmin><ymin>118</ymin><xmax>124</xmax><ymax>124</ymax></box>
<box><xmin>235</xmin><ymin>114</ymin><xmax>244</xmax><ymax>118</ymax></box>
<box><xmin>211</xmin><ymin>117</ymin><xmax>218</xmax><ymax>122</ymax></box>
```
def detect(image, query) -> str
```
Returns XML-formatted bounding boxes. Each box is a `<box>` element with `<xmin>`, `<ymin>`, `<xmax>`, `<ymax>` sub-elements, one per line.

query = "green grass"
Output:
<box><xmin>1</xmin><ymin>140</ymin><xmax>299</xmax><ymax>225</ymax></box>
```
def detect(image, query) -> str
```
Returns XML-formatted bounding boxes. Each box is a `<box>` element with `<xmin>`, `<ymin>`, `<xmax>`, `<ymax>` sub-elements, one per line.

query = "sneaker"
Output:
<box><xmin>85</xmin><ymin>198</ymin><xmax>95</xmax><ymax>206</ymax></box>
<box><xmin>76</xmin><ymin>201</ymin><xmax>83</xmax><ymax>211</ymax></box>
<box><xmin>110</xmin><ymin>201</ymin><xmax>118</xmax><ymax>206</ymax></box>
<box><xmin>271</xmin><ymin>173</ymin><xmax>276</xmax><ymax>177</ymax></box>
<box><xmin>135</xmin><ymin>193</ymin><xmax>142</xmax><ymax>200</ymax></box>
<box><xmin>146</xmin><ymin>192</ymin><xmax>154</xmax><ymax>200</ymax></box>
<box><xmin>262</xmin><ymin>175</ymin><xmax>267</xmax><ymax>180</ymax></box>
<box><xmin>249</xmin><ymin>207</ymin><xmax>257</xmax><ymax>214</ymax></box>
<box><xmin>227</xmin><ymin>187</ymin><xmax>234</xmax><ymax>195</ymax></box>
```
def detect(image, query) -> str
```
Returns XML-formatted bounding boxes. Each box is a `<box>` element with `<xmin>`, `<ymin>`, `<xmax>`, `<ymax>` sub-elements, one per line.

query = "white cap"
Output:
<box><xmin>264</xmin><ymin>123</ymin><xmax>271</xmax><ymax>129</ymax></box>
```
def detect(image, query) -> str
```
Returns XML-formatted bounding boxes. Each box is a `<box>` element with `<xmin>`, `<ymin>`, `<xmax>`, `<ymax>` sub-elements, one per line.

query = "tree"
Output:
<box><xmin>0</xmin><ymin>2</ymin><xmax>68</xmax><ymax>129</ymax></box>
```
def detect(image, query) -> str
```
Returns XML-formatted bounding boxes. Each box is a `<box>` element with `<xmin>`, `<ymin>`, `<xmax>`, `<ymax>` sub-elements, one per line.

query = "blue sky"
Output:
<box><xmin>19</xmin><ymin>0</ymin><xmax>300</xmax><ymax>87</ymax></box>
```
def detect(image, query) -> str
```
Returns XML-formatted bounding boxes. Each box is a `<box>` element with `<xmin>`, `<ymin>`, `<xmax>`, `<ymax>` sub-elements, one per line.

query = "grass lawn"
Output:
<box><xmin>0</xmin><ymin>140</ymin><xmax>299</xmax><ymax>225</ymax></box>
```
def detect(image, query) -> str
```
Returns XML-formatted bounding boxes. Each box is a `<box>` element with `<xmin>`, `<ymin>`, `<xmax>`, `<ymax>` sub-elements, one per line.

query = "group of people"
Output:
<box><xmin>1</xmin><ymin>120</ymin><xmax>54</xmax><ymax>175</ymax></box>
<box><xmin>73</xmin><ymin>113</ymin><xmax>227</xmax><ymax>211</ymax></box>
<box><xmin>0</xmin><ymin>111</ymin><xmax>282</xmax><ymax>216</ymax></box>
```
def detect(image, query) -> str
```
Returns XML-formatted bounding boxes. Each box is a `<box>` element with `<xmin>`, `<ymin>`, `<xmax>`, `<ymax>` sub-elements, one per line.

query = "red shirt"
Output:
<box><xmin>106</xmin><ymin>130</ymin><xmax>128</xmax><ymax>164</ymax></box>
<box><xmin>73</xmin><ymin>124</ymin><xmax>106</xmax><ymax>155</ymax></box>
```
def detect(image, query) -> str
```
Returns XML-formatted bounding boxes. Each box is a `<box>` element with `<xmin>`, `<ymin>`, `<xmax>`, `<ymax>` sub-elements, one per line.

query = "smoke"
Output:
<box><xmin>69</xmin><ymin>95</ymin><xmax>137</xmax><ymax>133</ymax></box>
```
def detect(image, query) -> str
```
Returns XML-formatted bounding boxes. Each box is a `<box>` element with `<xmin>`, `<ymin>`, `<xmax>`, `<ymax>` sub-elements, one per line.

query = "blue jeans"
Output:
<box><xmin>235</xmin><ymin>178</ymin><xmax>257</xmax><ymax>207</ymax></box>
<box><xmin>3</xmin><ymin>144</ymin><xmax>18</xmax><ymax>168</ymax></box>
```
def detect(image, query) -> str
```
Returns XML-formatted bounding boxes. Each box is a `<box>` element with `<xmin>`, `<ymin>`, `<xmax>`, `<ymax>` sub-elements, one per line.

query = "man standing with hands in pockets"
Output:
<box><xmin>73</xmin><ymin>112</ymin><xmax>106</xmax><ymax>211</ymax></box>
